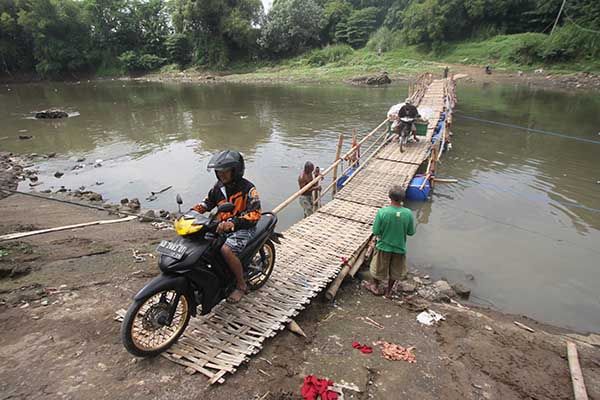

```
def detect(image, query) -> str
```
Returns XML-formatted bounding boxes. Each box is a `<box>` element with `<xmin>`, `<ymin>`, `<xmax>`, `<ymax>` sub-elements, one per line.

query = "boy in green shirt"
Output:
<box><xmin>365</xmin><ymin>185</ymin><xmax>415</xmax><ymax>296</ymax></box>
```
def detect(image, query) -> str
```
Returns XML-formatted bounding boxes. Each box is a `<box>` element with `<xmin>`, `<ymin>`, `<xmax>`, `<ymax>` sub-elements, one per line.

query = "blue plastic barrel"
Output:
<box><xmin>336</xmin><ymin>166</ymin><xmax>357</xmax><ymax>190</ymax></box>
<box><xmin>406</xmin><ymin>174</ymin><xmax>431</xmax><ymax>201</ymax></box>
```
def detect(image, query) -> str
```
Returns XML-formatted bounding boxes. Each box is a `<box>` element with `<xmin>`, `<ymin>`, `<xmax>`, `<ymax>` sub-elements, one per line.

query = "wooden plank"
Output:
<box><xmin>567</xmin><ymin>341</ymin><xmax>590</xmax><ymax>400</ymax></box>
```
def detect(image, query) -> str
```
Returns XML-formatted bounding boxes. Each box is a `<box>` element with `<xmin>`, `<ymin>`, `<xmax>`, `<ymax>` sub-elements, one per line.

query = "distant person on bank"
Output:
<box><xmin>365</xmin><ymin>186</ymin><xmax>415</xmax><ymax>296</ymax></box>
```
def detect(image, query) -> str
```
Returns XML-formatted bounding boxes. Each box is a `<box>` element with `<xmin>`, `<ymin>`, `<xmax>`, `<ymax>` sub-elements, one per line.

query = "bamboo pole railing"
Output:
<box><xmin>272</xmin><ymin>118</ymin><xmax>389</xmax><ymax>214</ymax></box>
<box><xmin>331</xmin><ymin>133</ymin><xmax>344</xmax><ymax>198</ymax></box>
<box><xmin>313</xmin><ymin>127</ymin><xmax>390</xmax><ymax>206</ymax></box>
<box><xmin>339</xmin><ymin>134</ymin><xmax>394</xmax><ymax>189</ymax></box>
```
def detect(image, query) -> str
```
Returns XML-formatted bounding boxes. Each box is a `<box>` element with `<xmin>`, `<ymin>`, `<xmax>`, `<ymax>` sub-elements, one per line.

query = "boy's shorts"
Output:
<box><xmin>224</xmin><ymin>227</ymin><xmax>256</xmax><ymax>255</ymax></box>
<box><xmin>369</xmin><ymin>248</ymin><xmax>407</xmax><ymax>281</ymax></box>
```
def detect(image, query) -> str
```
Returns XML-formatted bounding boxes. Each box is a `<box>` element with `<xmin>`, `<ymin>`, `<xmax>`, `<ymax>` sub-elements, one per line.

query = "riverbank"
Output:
<box><xmin>123</xmin><ymin>43</ymin><xmax>600</xmax><ymax>92</ymax></box>
<box><xmin>3</xmin><ymin>48</ymin><xmax>598</xmax><ymax>92</ymax></box>
<box><xmin>1</xmin><ymin>192</ymin><xmax>599</xmax><ymax>399</ymax></box>
<box><xmin>129</xmin><ymin>61</ymin><xmax>600</xmax><ymax>93</ymax></box>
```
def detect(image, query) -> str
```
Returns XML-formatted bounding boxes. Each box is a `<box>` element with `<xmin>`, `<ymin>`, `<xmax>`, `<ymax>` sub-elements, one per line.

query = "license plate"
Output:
<box><xmin>156</xmin><ymin>240</ymin><xmax>187</xmax><ymax>260</ymax></box>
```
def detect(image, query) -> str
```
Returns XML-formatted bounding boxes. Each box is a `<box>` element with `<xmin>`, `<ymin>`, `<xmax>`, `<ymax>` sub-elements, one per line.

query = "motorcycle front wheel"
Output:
<box><xmin>399</xmin><ymin>131</ymin><xmax>406</xmax><ymax>153</ymax></box>
<box><xmin>121</xmin><ymin>288</ymin><xmax>192</xmax><ymax>357</ymax></box>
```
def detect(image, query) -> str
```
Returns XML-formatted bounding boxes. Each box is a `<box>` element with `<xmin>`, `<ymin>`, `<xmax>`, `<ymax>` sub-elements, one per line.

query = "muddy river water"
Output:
<box><xmin>1</xmin><ymin>80</ymin><xmax>599</xmax><ymax>332</ymax></box>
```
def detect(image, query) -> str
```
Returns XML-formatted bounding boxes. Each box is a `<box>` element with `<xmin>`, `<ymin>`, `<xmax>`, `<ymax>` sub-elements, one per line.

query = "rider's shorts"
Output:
<box><xmin>224</xmin><ymin>227</ymin><xmax>256</xmax><ymax>255</ymax></box>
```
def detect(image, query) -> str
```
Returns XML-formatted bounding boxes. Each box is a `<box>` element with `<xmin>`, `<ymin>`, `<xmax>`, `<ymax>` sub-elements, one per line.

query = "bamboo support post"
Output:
<box><xmin>567</xmin><ymin>341</ymin><xmax>589</xmax><ymax>400</ymax></box>
<box><xmin>332</xmin><ymin>133</ymin><xmax>344</xmax><ymax>198</ymax></box>
<box><xmin>326</xmin><ymin>240</ymin><xmax>370</xmax><ymax>300</ymax></box>
<box><xmin>286</xmin><ymin>320</ymin><xmax>307</xmax><ymax>338</ymax></box>
<box><xmin>348</xmin><ymin>239</ymin><xmax>371</xmax><ymax>277</ymax></box>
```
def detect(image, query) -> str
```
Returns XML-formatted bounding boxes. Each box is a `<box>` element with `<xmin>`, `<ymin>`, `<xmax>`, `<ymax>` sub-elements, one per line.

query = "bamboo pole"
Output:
<box><xmin>419</xmin><ymin>173</ymin><xmax>431</xmax><ymax>190</ymax></box>
<box><xmin>326</xmin><ymin>241</ymin><xmax>370</xmax><ymax>300</ymax></box>
<box><xmin>433</xmin><ymin>178</ymin><xmax>458</xmax><ymax>184</ymax></box>
<box><xmin>286</xmin><ymin>320</ymin><xmax>307</xmax><ymax>337</ymax></box>
<box><xmin>352</xmin><ymin>237</ymin><xmax>376</xmax><ymax>277</ymax></box>
<box><xmin>272</xmin><ymin>119</ymin><xmax>388</xmax><ymax>214</ymax></box>
<box><xmin>567</xmin><ymin>342</ymin><xmax>589</xmax><ymax>400</ymax></box>
<box><xmin>332</xmin><ymin>133</ymin><xmax>344</xmax><ymax>198</ymax></box>
<box><xmin>0</xmin><ymin>215</ymin><xmax>138</xmax><ymax>242</ymax></box>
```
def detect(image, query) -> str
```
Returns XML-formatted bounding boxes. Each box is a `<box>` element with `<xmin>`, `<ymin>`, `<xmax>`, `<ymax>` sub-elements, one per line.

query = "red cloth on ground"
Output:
<box><xmin>301</xmin><ymin>375</ymin><xmax>339</xmax><ymax>400</ymax></box>
<box><xmin>352</xmin><ymin>341</ymin><xmax>373</xmax><ymax>354</ymax></box>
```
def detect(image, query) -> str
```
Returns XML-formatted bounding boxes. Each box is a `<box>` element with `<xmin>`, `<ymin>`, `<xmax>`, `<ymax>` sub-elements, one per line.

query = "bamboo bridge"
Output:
<box><xmin>117</xmin><ymin>74</ymin><xmax>457</xmax><ymax>384</ymax></box>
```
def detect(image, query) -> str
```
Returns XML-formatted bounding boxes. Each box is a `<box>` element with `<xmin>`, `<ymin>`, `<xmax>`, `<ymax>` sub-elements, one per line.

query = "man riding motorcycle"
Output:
<box><xmin>397</xmin><ymin>98</ymin><xmax>421</xmax><ymax>142</ymax></box>
<box><xmin>192</xmin><ymin>150</ymin><xmax>261</xmax><ymax>303</ymax></box>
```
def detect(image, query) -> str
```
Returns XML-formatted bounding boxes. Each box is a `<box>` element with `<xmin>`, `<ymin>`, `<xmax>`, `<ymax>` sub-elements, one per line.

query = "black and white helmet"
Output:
<box><xmin>207</xmin><ymin>150</ymin><xmax>245</xmax><ymax>181</ymax></box>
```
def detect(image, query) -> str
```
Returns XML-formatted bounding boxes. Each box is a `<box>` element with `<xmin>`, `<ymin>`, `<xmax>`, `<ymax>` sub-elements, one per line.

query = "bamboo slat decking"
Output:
<box><xmin>116</xmin><ymin>77</ymin><xmax>456</xmax><ymax>384</ymax></box>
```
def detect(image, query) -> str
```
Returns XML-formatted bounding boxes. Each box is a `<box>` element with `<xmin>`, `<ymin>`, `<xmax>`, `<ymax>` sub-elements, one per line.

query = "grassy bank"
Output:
<box><xmin>214</xmin><ymin>33</ymin><xmax>600</xmax><ymax>83</ymax></box>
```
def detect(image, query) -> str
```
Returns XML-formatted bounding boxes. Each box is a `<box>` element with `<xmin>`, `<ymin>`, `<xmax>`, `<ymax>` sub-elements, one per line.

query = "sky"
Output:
<box><xmin>261</xmin><ymin>0</ymin><xmax>273</xmax><ymax>12</ymax></box>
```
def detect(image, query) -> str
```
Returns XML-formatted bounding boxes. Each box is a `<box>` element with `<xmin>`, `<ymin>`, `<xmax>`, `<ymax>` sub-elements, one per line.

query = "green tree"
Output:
<box><xmin>170</xmin><ymin>0</ymin><xmax>263</xmax><ymax>66</ymax></box>
<box><xmin>84</xmin><ymin>0</ymin><xmax>138</xmax><ymax>59</ymax></box>
<box><xmin>134</xmin><ymin>0</ymin><xmax>171</xmax><ymax>56</ymax></box>
<box><xmin>322</xmin><ymin>0</ymin><xmax>352</xmax><ymax>43</ymax></box>
<box><xmin>260</xmin><ymin>0</ymin><xmax>324</xmax><ymax>56</ymax></box>
<box><xmin>85</xmin><ymin>0</ymin><xmax>170</xmax><ymax>61</ymax></box>
<box><xmin>0</xmin><ymin>0</ymin><xmax>34</xmax><ymax>74</ymax></box>
<box><xmin>345</xmin><ymin>7</ymin><xmax>378</xmax><ymax>48</ymax></box>
<box><xmin>383</xmin><ymin>0</ymin><xmax>410</xmax><ymax>30</ymax></box>
<box><xmin>17</xmin><ymin>0</ymin><xmax>92</xmax><ymax>77</ymax></box>
<box><xmin>165</xmin><ymin>33</ymin><xmax>192</xmax><ymax>65</ymax></box>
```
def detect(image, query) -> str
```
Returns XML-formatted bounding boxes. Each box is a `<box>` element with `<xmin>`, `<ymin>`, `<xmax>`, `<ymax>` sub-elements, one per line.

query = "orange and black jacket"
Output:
<box><xmin>199</xmin><ymin>178</ymin><xmax>261</xmax><ymax>230</ymax></box>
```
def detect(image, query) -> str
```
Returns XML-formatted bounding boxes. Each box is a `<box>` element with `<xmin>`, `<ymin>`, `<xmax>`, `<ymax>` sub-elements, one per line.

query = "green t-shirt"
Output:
<box><xmin>372</xmin><ymin>205</ymin><xmax>415</xmax><ymax>254</ymax></box>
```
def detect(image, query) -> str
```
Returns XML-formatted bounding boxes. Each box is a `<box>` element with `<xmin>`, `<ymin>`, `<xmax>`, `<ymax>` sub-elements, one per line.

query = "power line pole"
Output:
<box><xmin>551</xmin><ymin>0</ymin><xmax>567</xmax><ymax>36</ymax></box>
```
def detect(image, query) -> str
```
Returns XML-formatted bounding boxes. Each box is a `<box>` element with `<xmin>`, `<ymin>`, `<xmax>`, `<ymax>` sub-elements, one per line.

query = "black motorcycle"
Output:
<box><xmin>121</xmin><ymin>195</ymin><xmax>281</xmax><ymax>357</ymax></box>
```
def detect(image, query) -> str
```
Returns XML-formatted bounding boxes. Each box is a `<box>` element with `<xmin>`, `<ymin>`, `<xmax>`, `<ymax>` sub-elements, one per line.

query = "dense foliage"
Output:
<box><xmin>0</xmin><ymin>0</ymin><xmax>598</xmax><ymax>77</ymax></box>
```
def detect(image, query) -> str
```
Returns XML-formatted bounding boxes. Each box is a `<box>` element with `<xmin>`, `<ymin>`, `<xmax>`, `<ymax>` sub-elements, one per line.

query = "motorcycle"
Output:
<box><xmin>121</xmin><ymin>194</ymin><xmax>281</xmax><ymax>357</ymax></box>
<box><xmin>398</xmin><ymin>116</ymin><xmax>415</xmax><ymax>153</ymax></box>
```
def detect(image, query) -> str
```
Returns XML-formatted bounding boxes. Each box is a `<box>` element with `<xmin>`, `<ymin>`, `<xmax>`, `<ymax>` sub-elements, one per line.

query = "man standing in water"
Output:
<box><xmin>298</xmin><ymin>161</ymin><xmax>319</xmax><ymax>218</ymax></box>
<box><xmin>365</xmin><ymin>185</ymin><xmax>415</xmax><ymax>296</ymax></box>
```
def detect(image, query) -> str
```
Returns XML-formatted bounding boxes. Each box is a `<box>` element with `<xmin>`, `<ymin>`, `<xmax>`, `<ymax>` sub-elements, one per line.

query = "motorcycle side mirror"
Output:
<box><xmin>176</xmin><ymin>194</ymin><xmax>183</xmax><ymax>213</ymax></box>
<box><xmin>217</xmin><ymin>202</ymin><xmax>235</xmax><ymax>213</ymax></box>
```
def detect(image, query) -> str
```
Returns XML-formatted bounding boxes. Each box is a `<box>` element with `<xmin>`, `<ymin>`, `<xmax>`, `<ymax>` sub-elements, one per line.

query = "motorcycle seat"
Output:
<box><xmin>239</xmin><ymin>212</ymin><xmax>277</xmax><ymax>261</ymax></box>
<box><xmin>252</xmin><ymin>212</ymin><xmax>276</xmax><ymax>241</ymax></box>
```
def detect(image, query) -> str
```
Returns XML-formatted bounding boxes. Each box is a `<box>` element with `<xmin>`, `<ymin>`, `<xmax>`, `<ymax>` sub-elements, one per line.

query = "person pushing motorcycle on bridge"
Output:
<box><xmin>397</xmin><ymin>98</ymin><xmax>421</xmax><ymax>143</ymax></box>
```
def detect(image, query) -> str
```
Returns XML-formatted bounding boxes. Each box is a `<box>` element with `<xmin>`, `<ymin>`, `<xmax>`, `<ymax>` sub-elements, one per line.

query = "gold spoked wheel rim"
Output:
<box><xmin>130</xmin><ymin>291</ymin><xmax>189</xmax><ymax>352</ymax></box>
<box><xmin>248</xmin><ymin>244</ymin><xmax>274</xmax><ymax>286</ymax></box>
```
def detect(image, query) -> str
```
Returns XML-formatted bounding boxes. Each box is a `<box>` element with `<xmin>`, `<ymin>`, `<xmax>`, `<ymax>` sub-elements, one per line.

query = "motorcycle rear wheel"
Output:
<box><xmin>121</xmin><ymin>288</ymin><xmax>192</xmax><ymax>357</ymax></box>
<box><xmin>247</xmin><ymin>240</ymin><xmax>276</xmax><ymax>290</ymax></box>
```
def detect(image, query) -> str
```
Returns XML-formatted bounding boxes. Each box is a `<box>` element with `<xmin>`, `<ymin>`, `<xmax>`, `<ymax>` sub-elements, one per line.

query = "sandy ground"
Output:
<box><xmin>1</xmin><ymin>193</ymin><xmax>599</xmax><ymax>400</ymax></box>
